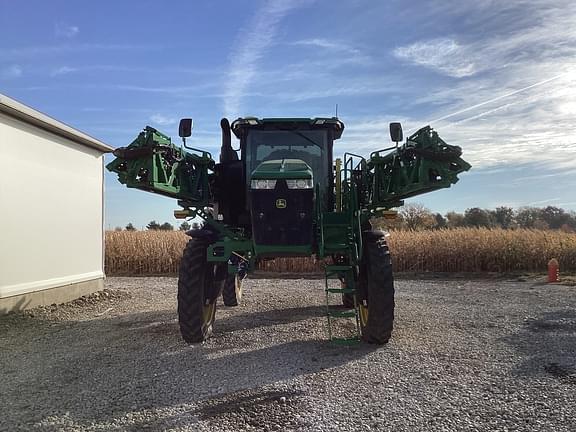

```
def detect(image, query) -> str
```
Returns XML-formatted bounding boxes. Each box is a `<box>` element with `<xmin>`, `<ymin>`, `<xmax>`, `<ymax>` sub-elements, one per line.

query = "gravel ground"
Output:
<box><xmin>1</xmin><ymin>276</ymin><xmax>575</xmax><ymax>431</ymax></box>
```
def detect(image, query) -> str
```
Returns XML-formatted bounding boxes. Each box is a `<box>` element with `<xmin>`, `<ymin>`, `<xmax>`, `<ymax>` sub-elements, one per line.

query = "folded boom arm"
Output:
<box><xmin>106</xmin><ymin>126</ymin><xmax>215</xmax><ymax>205</ymax></box>
<box><xmin>365</xmin><ymin>126</ymin><xmax>471</xmax><ymax>209</ymax></box>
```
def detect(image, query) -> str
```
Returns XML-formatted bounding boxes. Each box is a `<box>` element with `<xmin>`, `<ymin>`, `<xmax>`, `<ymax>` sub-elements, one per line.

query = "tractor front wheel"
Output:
<box><xmin>178</xmin><ymin>238</ymin><xmax>225</xmax><ymax>343</ymax></box>
<box><xmin>358</xmin><ymin>231</ymin><xmax>395</xmax><ymax>344</ymax></box>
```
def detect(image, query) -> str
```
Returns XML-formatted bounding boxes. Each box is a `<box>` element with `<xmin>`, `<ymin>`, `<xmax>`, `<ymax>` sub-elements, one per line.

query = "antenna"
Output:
<box><xmin>335</xmin><ymin>103</ymin><xmax>338</xmax><ymax>118</ymax></box>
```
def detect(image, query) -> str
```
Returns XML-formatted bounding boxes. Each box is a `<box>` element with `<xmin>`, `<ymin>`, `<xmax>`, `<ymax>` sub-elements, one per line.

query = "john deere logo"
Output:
<box><xmin>276</xmin><ymin>198</ymin><xmax>287</xmax><ymax>209</ymax></box>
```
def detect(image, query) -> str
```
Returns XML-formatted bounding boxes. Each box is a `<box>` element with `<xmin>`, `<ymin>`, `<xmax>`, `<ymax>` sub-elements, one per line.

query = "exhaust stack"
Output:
<box><xmin>220</xmin><ymin>118</ymin><xmax>237</xmax><ymax>163</ymax></box>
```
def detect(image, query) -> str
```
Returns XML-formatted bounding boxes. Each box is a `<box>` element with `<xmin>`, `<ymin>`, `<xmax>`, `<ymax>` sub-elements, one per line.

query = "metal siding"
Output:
<box><xmin>0</xmin><ymin>112</ymin><xmax>105</xmax><ymax>298</ymax></box>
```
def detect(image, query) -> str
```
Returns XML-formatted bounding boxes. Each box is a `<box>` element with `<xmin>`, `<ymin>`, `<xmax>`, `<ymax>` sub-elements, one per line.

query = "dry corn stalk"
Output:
<box><xmin>105</xmin><ymin>229</ymin><xmax>576</xmax><ymax>276</ymax></box>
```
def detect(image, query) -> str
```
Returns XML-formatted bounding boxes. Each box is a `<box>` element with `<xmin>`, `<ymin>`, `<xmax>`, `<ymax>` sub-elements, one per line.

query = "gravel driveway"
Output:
<box><xmin>1</xmin><ymin>276</ymin><xmax>575</xmax><ymax>431</ymax></box>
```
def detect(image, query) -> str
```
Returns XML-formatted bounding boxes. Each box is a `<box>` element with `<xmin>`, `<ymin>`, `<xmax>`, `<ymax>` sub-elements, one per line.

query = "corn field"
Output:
<box><xmin>105</xmin><ymin>228</ymin><xmax>576</xmax><ymax>276</ymax></box>
<box><xmin>105</xmin><ymin>231</ymin><xmax>188</xmax><ymax>275</ymax></box>
<box><xmin>387</xmin><ymin>228</ymin><xmax>576</xmax><ymax>273</ymax></box>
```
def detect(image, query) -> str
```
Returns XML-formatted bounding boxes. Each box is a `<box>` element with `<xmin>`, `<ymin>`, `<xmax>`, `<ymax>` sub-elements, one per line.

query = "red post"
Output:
<box><xmin>548</xmin><ymin>258</ymin><xmax>559</xmax><ymax>283</ymax></box>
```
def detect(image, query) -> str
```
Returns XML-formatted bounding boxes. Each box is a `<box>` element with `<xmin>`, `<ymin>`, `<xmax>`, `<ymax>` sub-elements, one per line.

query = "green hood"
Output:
<box><xmin>251</xmin><ymin>159</ymin><xmax>313</xmax><ymax>180</ymax></box>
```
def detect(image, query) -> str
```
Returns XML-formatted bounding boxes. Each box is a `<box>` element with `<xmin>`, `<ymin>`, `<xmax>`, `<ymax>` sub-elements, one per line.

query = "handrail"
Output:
<box><xmin>370</xmin><ymin>145</ymin><xmax>398</xmax><ymax>159</ymax></box>
<box><xmin>183</xmin><ymin>143</ymin><xmax>212</xmax><ymax>161</ymax></box>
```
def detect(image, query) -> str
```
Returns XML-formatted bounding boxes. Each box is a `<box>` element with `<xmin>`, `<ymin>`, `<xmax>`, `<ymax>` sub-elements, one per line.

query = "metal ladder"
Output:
<box><xmin>324</xmin><ymin>264</ymin><xmax>361</xmax><ymax>345</ymax></box>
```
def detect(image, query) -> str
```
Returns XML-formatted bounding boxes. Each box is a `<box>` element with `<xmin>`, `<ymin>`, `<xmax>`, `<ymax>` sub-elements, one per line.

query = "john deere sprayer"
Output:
<box><xmin>107</xmin><ymin>117</ymin><xmax>470</xmax><ymax>344</ymax></box>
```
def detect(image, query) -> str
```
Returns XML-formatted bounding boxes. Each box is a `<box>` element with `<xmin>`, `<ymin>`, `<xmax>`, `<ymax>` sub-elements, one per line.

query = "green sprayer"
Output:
<box><xmin>107</xmin><ymin>117</ymin><xmax>470</xmax><ymax>344</ymax></box>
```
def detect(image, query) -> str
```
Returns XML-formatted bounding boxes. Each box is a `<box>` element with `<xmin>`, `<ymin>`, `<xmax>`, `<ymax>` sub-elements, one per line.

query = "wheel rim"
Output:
<box><xmin>359</xmin><ymin>303</ymin><xmax>369</xmax><ymax>327</ymax></box>
<box><xmin>234</xmin><ymin>274</ymin><xmax>243</xmax><ymax>301</ymax></box>
<box><xmin>202</xmin><ymin>301</ymin><xmax>216</xmax><ymax>333</ymax></box>
<box><xmin>201</xmin><ymin>262</ymin><xmax>220</xmax><ymax>334</ymax></box>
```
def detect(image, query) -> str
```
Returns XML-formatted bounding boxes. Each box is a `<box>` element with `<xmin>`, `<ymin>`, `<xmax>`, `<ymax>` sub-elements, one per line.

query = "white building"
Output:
<box><xmin>0</xmin><ymin>94</ymin><xmax>113</xmax><ymax>313</ymax></box>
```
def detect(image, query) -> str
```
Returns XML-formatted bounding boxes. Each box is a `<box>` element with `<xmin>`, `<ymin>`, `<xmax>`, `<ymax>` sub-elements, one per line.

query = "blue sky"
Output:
<box><xmin>1</xmin><ymin>0</ymin><xmax>575</xmax><ymax>229</ymax></box>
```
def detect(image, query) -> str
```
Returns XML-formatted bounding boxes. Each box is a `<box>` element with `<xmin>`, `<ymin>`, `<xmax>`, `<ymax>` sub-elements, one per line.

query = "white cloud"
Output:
<box><xmin>55</xmin><ymin>23</ymin><xmax>79</xmax><ymax>38</ymax></box>
<box><xmin>393</xmin><ymin>38</ymin><xmax>477</xmax><ymax>78</ymax></box>
<box><xmin>48</xmin><ymin>64</ymin><xmax>221</xmax><ymax>78</ymax></box>
<box><xmin>424</xmin><ymin>73</ymin><xmax>568</xmax><ymax>124</ymax></box>
<box><xmin>526</xmin><ymin>197</ymin><xmax>562</xmax><ymax>206</ymax></box>
<box><xmin>0</xmin><ymin>64</ymin><xmax>22</xmax><ymax>79</ymax></box>
<box><xmin>357</xmin><ymin>0</ymin><xmax>576</xmax><ymax>173</ymax></box>
<box><xmin>292</xmin><ymin>38</ymin><xmax>363</xmax><ymax>55</ymax></box>
<box><xmin>223</xmin><ymin>0</ymin><xmax>312</xmax><ymax>118</ymax></box>
<box><xmin>291</xmin><ymin>38</ymin><xmax>371</xmax><ymax>67</ymax></box>
<box><xmin>20</xmin><ymin>82</ymin><xmax>219</xmax><ymax>97</ymax></box>
<box><xmin>394</xmin><ymin>1</ymin><xmax>576</xmax><ymax>79</ymax></box>
<box><xmin>343</xmin><ymin>92</ymin><xmax>576</xmax><ymax>172</ymax></box>
<box><xmin>294</xmin><ymin>38</ymin><xmax>353</xmax><ymax>51</ymax></box>
<box><xmin>0</xmin><ymin>44</ymin><xmax>159</xmax><ymax>61</ymax></box>
<box><xmin>50</xmin><ymin>66</ymin><xmax>78</xmax><ymax>76</ymax></box>
<box><xmin>337</xmin><ymin>61</ymin><xmax>576</xmax><ymax>172</ymax></box>
<box><xmin>411</xmin><ymin>63</ymin><xmax>576</xmax><ymax>170</ymax></box>
<box><xmin>150</xmin><ymin>114</ymin><xmax>177</xmax><ymax>126</ymax></box>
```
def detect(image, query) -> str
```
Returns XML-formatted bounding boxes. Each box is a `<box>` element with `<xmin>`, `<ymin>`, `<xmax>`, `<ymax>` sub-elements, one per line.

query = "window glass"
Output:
<box><xmin>246</xmin><ymin>129</ymin><xmax>328</xmax><ymax>187</ymax></box>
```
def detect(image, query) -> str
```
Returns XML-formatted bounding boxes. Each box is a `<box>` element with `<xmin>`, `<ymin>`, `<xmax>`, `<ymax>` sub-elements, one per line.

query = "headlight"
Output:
<box><xmin>286</xmin><ymin>179</ymin><xmax>313</xmax><ymax>189</ymax></box>
<box><xmin>251</xmin><ymin>179</ymin><xmax>277</xmax><ymax>189</ymax></box>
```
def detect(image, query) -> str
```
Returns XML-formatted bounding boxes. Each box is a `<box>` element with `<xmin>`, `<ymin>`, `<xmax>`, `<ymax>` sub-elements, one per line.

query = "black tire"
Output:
<box><xmin>342</xmin><ymin>292</ymin><xmax>355</xmax><ymax>308</ymax></box>
<box><xmin>222</xmin><ymin>274</ymin><xmax>244</xmax><ymax>306</ymax></box>
<box><xmin>177</xmin><ymin>238</ymin><xmax>225</xmax><ymax>343</ymax></box>
<box><xmin>358</xmin><ymin>231</ymin><xmax>395</xmax><ymax>344</ymax></box>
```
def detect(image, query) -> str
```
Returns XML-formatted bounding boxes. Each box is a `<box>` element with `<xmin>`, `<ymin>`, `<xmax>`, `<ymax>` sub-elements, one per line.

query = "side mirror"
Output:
<box><xmin>178</xmin><ymin>118</ymin><xmax>193</xmax><ymax>138</ymax></box>
<box><xmin>389</xmin><ymin>122</ymin><xmax>403</xmax><ymax>143</ymax></box>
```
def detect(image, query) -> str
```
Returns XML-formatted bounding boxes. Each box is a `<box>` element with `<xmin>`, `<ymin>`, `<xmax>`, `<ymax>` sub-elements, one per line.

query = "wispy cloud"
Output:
<box><xmin>19</xmin><ymin>82</ymin><xmax>219</xmax><ymax>96</ymax></box>
<box><xmin>0</xmin><ymin>64</ymin><xmax>23</xmax><ymax>79</ymax></box>
<box><xmin>149</xmin><ymin>114</ymin><xmax>177</xmax><ymax>126</ymax></box>
<box><xmin>527</xmin><ymin>197</ymin><xmax>561</xmax><ymax>206</ymax></box>
<box><xmin>357</xmin><ymin>0</ymin><xmax>576</xmax><ymax>173</ymax></box>
<box><xmin>394</xmin><ymin>0</ymin><xmax>576</xmax><ymax>80</ymax></box>
<box><xmin>394</xmin><ymin>38</ymin><xmax>476</xmax><ymax>78</ymax></box>
<box><xmin>50</xmin><ymin>65</ymin><xmax>77</xmax><ymax>76</ymax></box>
<box><xmin>223</xmin><ymin>0</ymin><xmax>311</xmax><ymax>118</ymax></box>
<box><xmin>293</xmin><ymin>38</ymin><xmax>356</xmax><ymax>51</ymax></box>
<box><xmin>1</xmin><ymin>44</ymin><xmax>159</xmax><ymax>60</ymax></box>
<box><xmin>47</xmin><ymin>64</ymin><xmax>222</xmax><ymax>78</ymax></box>
<box><xmin>339</xmin><ymin>67</ymin><xmax>576</xmax><ymax>170</ymax></box>
<box><xmin>424</xmin><ymin>73</ymin><xmax>568</xmax><ymax>125</ymax></box>
<box><xmin>418</xmin><ymin>68</ymin><xmax>576</xmax><ymax>170</ymax></box>
<box><xmin>55</xmin><ymin>23</ymin><xmax>79</xmax><ymax>38</ymax></box>
<box><xmin>291</xmin><ymin>38</ymin><xmax>371</xmax><ymax>67</ymax></box>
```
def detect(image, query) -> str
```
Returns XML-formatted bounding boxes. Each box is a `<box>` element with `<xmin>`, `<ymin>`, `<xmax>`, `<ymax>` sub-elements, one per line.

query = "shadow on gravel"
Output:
<box><xmin>217</xmin><ymin>305</ymin><xmax>327</xmax><ymax>332</ymax></box>
<box><xmin>195</xmin><ymin>389</ymin><xmax>304</xmax><ymax>420</ymax></box>
<box><xmin>1</xmin><ymin>306</ymin><xmax>378</xmax><ymax>430</ymax></box>
<box><xmin>193</xmin><ymin>387</ymin><xmax>310</xmax><ymax>430</ymax></box>
<box><xmin>502</xmin><ymin>309</ymin><xmax>576</xmax><ymax>385</ymax></box>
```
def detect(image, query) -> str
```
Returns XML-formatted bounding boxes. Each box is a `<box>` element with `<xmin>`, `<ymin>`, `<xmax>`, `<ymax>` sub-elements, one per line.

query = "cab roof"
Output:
<box><xmin>231</xmin><ymin>117</ymin><xmax>344</xmax><ymax>140</ymax></box>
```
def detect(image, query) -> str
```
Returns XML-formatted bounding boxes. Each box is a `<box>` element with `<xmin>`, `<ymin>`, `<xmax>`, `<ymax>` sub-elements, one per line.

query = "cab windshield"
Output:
<box><xmin>245</xmin><ymin>129</ymin><xmax>328</xmax><ymax>188</ymax></box>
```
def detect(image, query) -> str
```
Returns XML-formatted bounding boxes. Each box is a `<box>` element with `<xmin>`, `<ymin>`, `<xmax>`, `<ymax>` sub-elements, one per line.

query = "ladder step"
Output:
<box><xmin>324</xmin><ymin>259</ymin><xmax>361</xmax><ymax>344</ymax></box>
<box><xmin>325</xmin><ymin>288</ymin><xmax>356</xmax><ymax>294</ymax></box>
<box><xmin>330</xmin><ymin>337</ymin><xmax>360</xmax><ymax>345</ymax></box>
<box><xmin>324</xmin><ymin>265</ymin><xmax>352</xmax><ymax>279</ymax></box>
<box><xmin>328</xmin><ymin>309</ymin><xmax>357</xmax><ymax>318</ymax></box>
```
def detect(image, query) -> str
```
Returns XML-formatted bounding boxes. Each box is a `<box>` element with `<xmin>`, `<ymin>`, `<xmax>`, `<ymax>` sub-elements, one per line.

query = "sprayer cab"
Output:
<box><xmin>225</xmin><ymin>118</ymin><xmax>343</xmax><ymax>254</ymax></box>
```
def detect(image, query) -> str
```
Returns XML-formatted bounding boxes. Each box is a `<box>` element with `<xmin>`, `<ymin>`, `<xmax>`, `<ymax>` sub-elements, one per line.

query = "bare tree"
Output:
<box><xmin>400</xmin><ymin>203</ymin><xmax>435</xmax><ymax>230</ymax></box>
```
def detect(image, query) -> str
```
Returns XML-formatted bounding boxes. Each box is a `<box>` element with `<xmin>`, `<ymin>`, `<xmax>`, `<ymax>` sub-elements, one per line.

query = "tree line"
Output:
<box><xmin>114</xmin><ymin>221</ymin><xmax>200</xmax><ymax>231</ymax></box>
<box><xmin>380</xmin><ymin>204</ymin><xmax>576</xmax><ymax>232</ymax></box>
<box><xmin>114</xmin><ymin>205</ymin><xmax>576</xmax><ymax>233</ymax></box>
